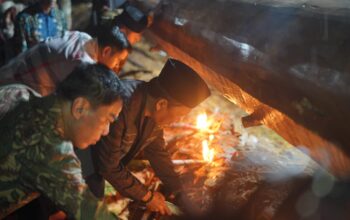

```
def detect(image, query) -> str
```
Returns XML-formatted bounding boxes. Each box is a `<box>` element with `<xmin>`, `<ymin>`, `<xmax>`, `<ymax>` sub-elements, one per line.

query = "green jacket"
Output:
<box><xmin>0</xmin><ymin>95</ymin><xmax>116</xmax><ymax>220</ymax></box>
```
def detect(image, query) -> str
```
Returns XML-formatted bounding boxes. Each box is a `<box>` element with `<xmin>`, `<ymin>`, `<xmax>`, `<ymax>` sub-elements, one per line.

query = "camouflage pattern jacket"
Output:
<box><xmin>0</xmin><ymin>95</ymin><xmax>116</xmax><ymax>220</ymax></box>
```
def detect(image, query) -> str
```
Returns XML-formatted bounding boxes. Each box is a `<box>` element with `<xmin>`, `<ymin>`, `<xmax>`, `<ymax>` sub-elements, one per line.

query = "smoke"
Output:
<box><xmin>236</xmin><ymin>132</ymin><xmax>318</xmax><ymax>182</ymax></box>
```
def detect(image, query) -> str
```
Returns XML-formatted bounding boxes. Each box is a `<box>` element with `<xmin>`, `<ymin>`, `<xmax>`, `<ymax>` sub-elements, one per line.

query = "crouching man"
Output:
<box><xmin>83</xmin><ymin>59</ymin><xmax>211</xmax><ymax>215</ymax></box>
<box><xmin>0</xmin><ymin>64</ymin><xmax>125</xmax><ymax>219</ymax></box>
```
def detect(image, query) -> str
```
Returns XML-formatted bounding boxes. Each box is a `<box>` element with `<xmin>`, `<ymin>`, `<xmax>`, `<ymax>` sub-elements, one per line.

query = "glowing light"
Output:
<box><xmin>202</xmin><ymin>140</ymin><xmax>215</xmax><ymax>162</ymax></box>
<box><xmin>209</xmin><ymin>134</ymin><xmax>214</xmax><ymax>142</ymax></box>
<box><xmin>196</xmin><ymin>113</ymin><xmax>216</xmax><ymax>163</ymax></box>
<box><xmin>196</xmin><ymin>113</ymin><xmax>209</xmax><ymax>130</ymax></box>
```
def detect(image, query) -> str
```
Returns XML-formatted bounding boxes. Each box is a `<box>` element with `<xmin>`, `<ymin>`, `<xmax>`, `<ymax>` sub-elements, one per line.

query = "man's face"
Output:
<box><xmin>125</xmin><ymin>30</ymin><xmax>142</xmax><ymax>45</ymax></box>
<box><xmin>71</xmin><ymin>99</ymin><xmax>123</xmax><ymax>149</ymax></box>
<box><xmin>153</xmin><ymin>102</ymin><xmax>192</xmax><ymax>126</ymax></box>
<box><xmin>99</xmin><ymin>47</ymin><xmax>128</xmax><ymax>71</ymax></box>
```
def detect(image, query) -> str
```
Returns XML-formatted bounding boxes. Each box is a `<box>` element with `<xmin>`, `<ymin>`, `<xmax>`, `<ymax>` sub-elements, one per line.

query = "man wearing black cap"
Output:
<box><xmin>85</xmin><ymin>58</ymin><xmax>210</xmax><ymax>215</ymax></box>
<box><xmin>88</xmin><ymin>1</ymin><xmax>151</xmax><ymax>73</ymax></box>
<box><xmin>89</xmin><ymin>1</ymin><xmax>149</xmax><ymax>45</ymax></box>
<box><xmin>113</xmin><ymin>2</ymin><xmax>150</xmax><ymax>45</ymax></box>
<box><xmin>111</xmin><ymin>2</ymin><xmax>151</xmax><ymax>73</ymax></box>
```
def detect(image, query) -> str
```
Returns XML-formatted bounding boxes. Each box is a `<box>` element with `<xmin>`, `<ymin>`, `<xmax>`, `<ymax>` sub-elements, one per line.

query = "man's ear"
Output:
<box><xmin>155</xmin><ymin>98</ymin><xmax>168</xmax><ymax>111</ymax></box>
<box><xmin>101</xmin><ymin>46</ymin><xmax>112</xmax><ymax>58</ymax></box>
<box><xmin>71</xmin><ymin>97</ymin><xmax>91</xmax><ymax>120</ymax></box>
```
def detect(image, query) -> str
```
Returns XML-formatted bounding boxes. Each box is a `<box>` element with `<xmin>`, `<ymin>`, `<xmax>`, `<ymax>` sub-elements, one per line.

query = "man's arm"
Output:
<box><xmin>93</xmin><ymin>120</ymin><xmax>172</xmax><ymax>215</ymax></box>
<box><xmin>21</xmin><ymin>142</ymin><xmax>116</xmax><ymax>220</ymax></box>
<box><xmin>143</xmin><ymin>129</ymin><xmax>182</xmax><ymax>195</ymax></box>
<box><xmin>92</xmin><ymin>113</ymin><xmax>149</xmax><ymax>201</ymax></box>
<box><xmin>144</xmin><ymin>130</ymin><xmax>204</xmax><ymax>216</ymax></box>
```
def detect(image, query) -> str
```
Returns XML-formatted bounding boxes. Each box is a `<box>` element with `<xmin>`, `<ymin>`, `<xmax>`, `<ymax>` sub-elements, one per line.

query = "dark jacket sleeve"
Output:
<box><xmin>144</xmin><ymin>129</ymin><xmax>182</xmax><ymax>195</ymax></box>
<box><xmin>93</xmin><ymin>111</ymin><xmax>149</xmax><ymax>201</ymax></box>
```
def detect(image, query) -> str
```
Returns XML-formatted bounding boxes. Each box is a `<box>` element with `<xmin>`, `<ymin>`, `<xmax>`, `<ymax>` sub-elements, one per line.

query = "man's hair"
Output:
<box><xmin>113</xmin><ymin>3</ymin><xmax>149</xmax><ymax>33</ymax></box>
<box><xmin>92</xmin><ymin>24</ymin><xmax>132</xmax><ymax>52</ymax></box>
<box><xmin>56</xmin><ymin>63</ymin><xmax>126</xmax><ymax>108</ymax></box>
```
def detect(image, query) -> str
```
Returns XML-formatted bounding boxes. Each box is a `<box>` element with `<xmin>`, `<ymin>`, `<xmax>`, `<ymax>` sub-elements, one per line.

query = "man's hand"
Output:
<box><xmin>143</xmin><ymin>191</ymin><xmax>171</xmax><ymax>215</ymax></box>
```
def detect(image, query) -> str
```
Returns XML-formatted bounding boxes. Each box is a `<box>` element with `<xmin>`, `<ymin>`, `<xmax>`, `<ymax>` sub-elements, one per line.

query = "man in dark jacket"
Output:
<box><xmin>82</xmin><ymin>58</ymin><xmax>211</xmax><ymax>215</ymax></box>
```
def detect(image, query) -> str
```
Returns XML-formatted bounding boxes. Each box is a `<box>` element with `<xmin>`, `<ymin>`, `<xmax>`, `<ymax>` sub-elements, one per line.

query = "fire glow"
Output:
<box><xmin>196</xmin><ymin>113</ymin><xmax>209</xmax><ymax>131</ymax></box>
<box><xmin>197</xmin><ymin>113</ymin><xmax>216</xmax><ymax>163</ymax></box>
<box><xmin>202</xmin><ymin>140</ymin><xmax>215</xmax><ymax>162</ymax></box>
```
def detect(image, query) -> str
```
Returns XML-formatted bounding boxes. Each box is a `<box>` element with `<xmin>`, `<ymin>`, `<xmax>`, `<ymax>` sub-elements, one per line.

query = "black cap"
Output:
<box><xmin>152</xmin><ymin>59</ymin><xmax>210</xmax><ymax>108</ymax></box>
<box><xmin>114</xmin><ymin>4</ymin><xmax>148</xmax><ymax>33</ymax></box>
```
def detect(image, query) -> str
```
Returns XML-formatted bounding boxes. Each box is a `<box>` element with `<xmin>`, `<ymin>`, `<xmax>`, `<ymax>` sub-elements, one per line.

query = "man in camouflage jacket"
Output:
<box><xmin>0</xmin><ymin>64</ymin><xmax>124</xmax><ymax>219</ymax></box>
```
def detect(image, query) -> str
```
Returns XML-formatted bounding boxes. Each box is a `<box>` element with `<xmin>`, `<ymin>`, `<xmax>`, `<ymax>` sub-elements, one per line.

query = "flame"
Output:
<box><xmin>196</xmin><ymin>113</ymin><xmax>216</xmax><ymax>162</ymax></box>
<box><xmin>209</xmin><ymin>134</ymin><xmax>214</xmax><ymax>142</ymax></box>
<box><xmin>196</xmin><ymin>113</ymin><xmax>209</xmax><ymax>130</ymax></box>
<box><xmin>196</xmin><ymin>113</ymin><xmax>222</xmax><ymax>133</ymax></box>
<box><xmin>202</xmin><ymin>140</ymin><xmax>215</xmax><ymax>162</ymax></box>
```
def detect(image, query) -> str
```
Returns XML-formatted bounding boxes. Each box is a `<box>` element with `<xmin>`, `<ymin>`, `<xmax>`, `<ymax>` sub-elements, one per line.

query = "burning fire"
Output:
<box><xmin>202</xmin><ymin>140</ymin><xmax>215</xmax><ymax>162</ymax></box>
<box><xmin>196</xmin><ymin>113</ymin><xmax>221</xmax><ymax>133</ymax></box>
<box><xmin>196</xmin><ymin>113</ymin><xmax>209</xmax><ymax>131</ymax></box>
<box><xmin>197</xmin><ymin>113</ymin><xmax>216</xmax><ymax>163</ymax></box>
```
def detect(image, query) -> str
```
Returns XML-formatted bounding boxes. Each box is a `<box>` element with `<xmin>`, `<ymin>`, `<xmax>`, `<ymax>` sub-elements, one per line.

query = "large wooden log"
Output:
<box><xmin>140</xmin><ymin>0</ymin><xmax>350</xmax><ymax>177</ymax></box>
